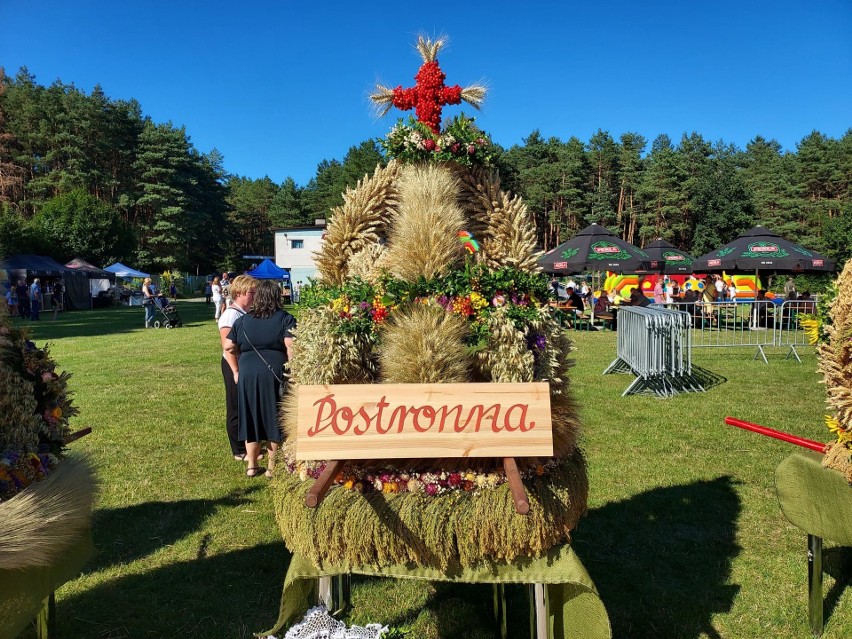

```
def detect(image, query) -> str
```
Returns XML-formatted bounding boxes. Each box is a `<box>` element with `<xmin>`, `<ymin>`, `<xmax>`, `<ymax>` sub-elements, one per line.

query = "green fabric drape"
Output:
<box><xmin>0</xmin><ymin>528</ymin><xmax>94</xmax><ymax>639</ymax></box>
<box><xmin>775</xmin><ymin>450</ymin><xmax>852</xmax><ymax>545</ymax></box>
<box><xmin>263</xmin><ymin>543</ymin><xmax>610</xmax><ymax>638</ymax></box>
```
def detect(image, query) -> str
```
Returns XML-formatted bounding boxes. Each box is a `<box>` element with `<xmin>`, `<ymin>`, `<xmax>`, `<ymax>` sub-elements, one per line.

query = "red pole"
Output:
<box><xmin>725</xmin><ymin>417</ymin><xmax>827</xmax><ymax>453</ymax></box>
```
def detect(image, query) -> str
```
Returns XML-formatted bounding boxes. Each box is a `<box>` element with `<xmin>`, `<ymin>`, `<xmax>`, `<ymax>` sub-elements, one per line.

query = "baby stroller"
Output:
<box><xmin>152</xmin><ymin>296</ymin><xmax>183</xmax><ymax>329</ymax></box>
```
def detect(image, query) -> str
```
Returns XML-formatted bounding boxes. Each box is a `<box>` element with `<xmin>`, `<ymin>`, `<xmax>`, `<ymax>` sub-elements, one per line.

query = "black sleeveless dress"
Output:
<box><xmin>228</xmin><ymin>310</ymin><xmax>296</xmax><ymax>443</ymax></box>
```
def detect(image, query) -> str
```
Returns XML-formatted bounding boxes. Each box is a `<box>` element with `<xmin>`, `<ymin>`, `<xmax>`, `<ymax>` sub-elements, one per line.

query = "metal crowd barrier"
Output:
<box><xmin>603</xmin><ymin>306</ymin><xmax>704</xmax><ymax>397</ymax></box>
<box><xmin>660</xmin><ymin>298</ymin><xmax>816</xmax><ymax>364</ymax></box>
<box><xmin>776</xmin><ymin>299</ymin><xmax>817</xmax><ymax>362</ymax></box>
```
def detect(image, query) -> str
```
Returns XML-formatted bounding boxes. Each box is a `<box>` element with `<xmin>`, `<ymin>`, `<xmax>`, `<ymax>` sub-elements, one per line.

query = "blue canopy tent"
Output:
<box><xmin>103</xmin><ymin>262</ymin><xmax>150</xmax><ymax>306</ymax></box>
<box><xmin>103</xmin><ymin>262</ymin><xmax>150</xmax><ymax>279</ymax></box>
<box><xmin>245</xmin><ymin>259</ymin><xmax>291</xmax><ymax>281</ymax></box>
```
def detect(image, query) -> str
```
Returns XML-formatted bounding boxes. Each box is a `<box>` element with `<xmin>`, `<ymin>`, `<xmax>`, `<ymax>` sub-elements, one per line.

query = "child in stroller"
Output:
<box><xmin>152</xmin><ymin>295</ymin><xmax>183</xmax><ymax>329</ymax></box>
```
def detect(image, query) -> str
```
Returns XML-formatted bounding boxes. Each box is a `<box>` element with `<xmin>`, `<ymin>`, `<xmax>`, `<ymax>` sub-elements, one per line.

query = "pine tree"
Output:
<box><xmin>132</xmin><ymin>121</ymin><xmax>193</xmax><ymax>270</ymax></box>
<box><xmin>270</xmin><ymin>177</ymin><xmax>306</xmax><ymax>228</ymax></box>
<box><xmin>740</xmin><ymin>136</ymin><xmax>801</xmax><ymax>238</ymax></box>
<box><xmin>0</xmin><ymin>68</ymin><xmax>26</xmax><ymax>206</ymax></box>
<box><xmin>616</xmin><ymin>133</ymin><xmax>646</xmax><ymax>244</ymax></box>
<box><xmin>637</xmin><ymin>134</ymin><xmax>683</xmax><ymax>246</ymax></box>
<box><xmin>585</xmin><ymin>129</ymin><xmax>619</xmax><ymax>230</ymax></box>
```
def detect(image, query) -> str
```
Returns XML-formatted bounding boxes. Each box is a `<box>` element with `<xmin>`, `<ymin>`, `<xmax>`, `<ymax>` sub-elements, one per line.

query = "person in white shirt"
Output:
<box><xmin>714</xmin><ymin>275</ymin><xmax>725</xmax><ymax>300</ymax></box>
<box><xmin>218</xmin><ymin>275</ymin><xmax>258</xmax><ymax>461</ymax></box>
<box><xmin>211</xmin><ymin>276</ymin><xmax>223</xmax><ymax>320</ymax></box>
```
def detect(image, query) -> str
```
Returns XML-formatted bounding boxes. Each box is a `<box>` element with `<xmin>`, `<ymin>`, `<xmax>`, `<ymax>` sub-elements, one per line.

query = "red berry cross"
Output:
<box><xmin>391</xmin><ymin>59</ymin><xmax>464</xmax><ymax>134</ymax></box>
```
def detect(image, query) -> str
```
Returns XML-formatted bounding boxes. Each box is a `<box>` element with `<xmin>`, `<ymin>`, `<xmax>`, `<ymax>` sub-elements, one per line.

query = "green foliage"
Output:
<box><xmin>689</xmin><ymin>145</ymin><xmax>755</xmax><ymax>256</ymax></box>
<box><xmin>31</xmin><ymin>188</ymin><xmax>133</xmax><ymax>263</ymax></box>
<box><xmin>0</xmin><ymin>205</ymin><xmax>36</xmax><ymax>256</ymax></box>
<box><xmin>159</xmin><ymin>269</ymin><xmax>183</xmax><ymax>294</ymax></box>
<box><xmin>379</xmin><ymin>115</ymin><xmax>496</xmax><ymax>167</ymax></box>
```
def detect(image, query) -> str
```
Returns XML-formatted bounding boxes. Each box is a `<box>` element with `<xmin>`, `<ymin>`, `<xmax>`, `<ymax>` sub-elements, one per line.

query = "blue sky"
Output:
<box><xmin>2</xmin><ymin>1</ymin><xmax>850</xmax><ymax>186</ymax></box>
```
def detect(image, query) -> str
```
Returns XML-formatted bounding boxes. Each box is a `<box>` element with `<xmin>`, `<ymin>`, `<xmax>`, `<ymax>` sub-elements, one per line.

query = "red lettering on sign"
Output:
<box><xmin>307</xmin><ymin>397</ymin><xmax>536</xmax><ymax>437</ymax></box>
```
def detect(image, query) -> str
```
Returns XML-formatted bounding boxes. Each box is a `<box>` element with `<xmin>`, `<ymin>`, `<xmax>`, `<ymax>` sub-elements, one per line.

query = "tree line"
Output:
<box><xmin>1</xmin><ymin>68</ymin><xmax>850</xmax><ymax>273</ymax></box>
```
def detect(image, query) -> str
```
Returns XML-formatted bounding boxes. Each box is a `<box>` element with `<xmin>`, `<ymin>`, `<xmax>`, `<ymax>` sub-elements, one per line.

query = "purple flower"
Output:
<box><xmin>359</xmin><ymin>301</ymin><xmax>370</xmax><ymax>310</ymax></box>
<box><xmin>425</xmin><ymin>483</ymin><xmax>439</xmax><ymax>496</ymax></box>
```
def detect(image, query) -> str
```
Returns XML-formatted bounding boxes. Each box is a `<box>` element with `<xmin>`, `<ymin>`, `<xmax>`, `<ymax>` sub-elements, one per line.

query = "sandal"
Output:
<box><xmin>246</xmin><ymin>466</ymin><xmax>262</xmax><ymax>477</ymax></box>
<box><xmin>234</xmin><ymin>453</ymin><xmax>264</xmax><ymax>462</ymax></box>
<box><xmin>264</xmin><ymin>468</ymin><xmax>274</xmax><ymax>479</ymax></box>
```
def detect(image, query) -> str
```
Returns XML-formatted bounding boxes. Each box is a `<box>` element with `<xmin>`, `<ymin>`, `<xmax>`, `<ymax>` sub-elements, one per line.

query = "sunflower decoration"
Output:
<box><xmin>815</xmin><ymin>258</ymin><xmax>852</xmax><ymax>481</ymax></box>
<box><xmin>271</xmin><ymin>36</ymin><xmax>587</xmax><ymax>571</ymax></box>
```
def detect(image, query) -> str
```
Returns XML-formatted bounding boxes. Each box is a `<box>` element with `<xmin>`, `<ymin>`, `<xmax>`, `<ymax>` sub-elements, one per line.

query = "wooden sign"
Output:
<box><xmin>295</xmin><ymin>382</ymin><xmax>553</xmax><ymax>461</ymax></box>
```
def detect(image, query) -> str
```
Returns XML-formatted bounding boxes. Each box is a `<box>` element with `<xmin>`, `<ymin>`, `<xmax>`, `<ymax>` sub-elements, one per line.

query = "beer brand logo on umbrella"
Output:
<box><xmin>663</xmin><ymin>251</ymin><xmax>690</xmax><ymax>263</ymax></box>
<box><xmin>560</xmin><ymin>247</ymin><xmax>579</xmax><ymax>259</ymax></box>
<box><xmin>588</xmin><ymin>241</ymin><xmax>630</xmax><ymax>260</ymax></box>
<box><xmin>742</xmin><ymin>242</ymin><xmax>789</xmax><ymax>258</ymax></box>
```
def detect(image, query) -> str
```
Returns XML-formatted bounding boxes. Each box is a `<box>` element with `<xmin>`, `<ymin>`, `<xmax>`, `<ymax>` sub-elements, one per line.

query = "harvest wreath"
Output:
<box><xmin>271</xmin><ymin>36</ymin><xmax>587</xmax><ymax>571</ymax></box>
<box><xmin>800</xmin><ymin>258</ymin><xmax>852</xmax><ymax>481</ymax></box>
<box><xmin>0</xmin><ymin>295</ymin><xmax>95</xmax><ymax>637</ymax></box>
<box><xmin>0</xmin><ymin>304</ymin><xmax>94</xmax><ymax>571</ymax></box>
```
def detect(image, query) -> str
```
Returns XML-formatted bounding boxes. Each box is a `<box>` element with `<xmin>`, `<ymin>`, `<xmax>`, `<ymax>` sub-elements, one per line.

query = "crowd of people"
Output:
<box><xmin>549</xmin><ymin>273</ymin><xmax>816</xmax><ymax>330</ymax></box>
<box><xmin>3</xmin><ymin>277</ymin><xmax>63</xmax><ymax>320</ymax></box>
<box><xmin>205</xmin><ymin>272</ymin><xmax>300</xmax><ymax>321</ymax></box>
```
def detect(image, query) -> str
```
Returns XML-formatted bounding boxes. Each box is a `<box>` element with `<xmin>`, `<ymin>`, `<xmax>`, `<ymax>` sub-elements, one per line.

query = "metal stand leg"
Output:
<box><xmin>36</xmin><ymin>592</ymin><xmax>56</xmax><ymax>639</ymax></box>
<box><xmin>808</xmin><ymin>534</ymin><xmax>824</xmax><ymax>637</ymax></box>
<box><xmin>492</xmin><ymin>583</ymin><xmax>508</xmax><ymax>639</ymax></box>
<box><xmin>528</xmin><ymin>583</ymin><xmax>550</xmax><ymax>639</ymax></box>
<box><xmin>317</xmin><ymin>574</ymin><xmax>351</xmax><ymax>617</ymax></box>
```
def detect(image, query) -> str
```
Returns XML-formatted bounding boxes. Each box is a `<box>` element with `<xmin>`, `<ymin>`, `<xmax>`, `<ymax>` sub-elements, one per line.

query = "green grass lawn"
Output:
<box><xmin>13</xmin><ymin>299</ymin><xmax>852</xmax><ymax>638</ymax></box>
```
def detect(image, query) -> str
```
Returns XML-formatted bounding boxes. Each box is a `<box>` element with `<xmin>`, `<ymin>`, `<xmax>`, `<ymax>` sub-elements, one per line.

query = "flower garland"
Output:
<box><xmin>380</xmin><ymin>115</ymin><xmax>496</xmax><ymax>167</ymax></box>
<box><xmin>283</xmin><ymin>456</ymin><xmax>558</xmax><ymax>497</ymax></box>
<box><xmin>299</xmin><ymin>264</ymin><xmax>549</xmax><ymax>348</ymax></box>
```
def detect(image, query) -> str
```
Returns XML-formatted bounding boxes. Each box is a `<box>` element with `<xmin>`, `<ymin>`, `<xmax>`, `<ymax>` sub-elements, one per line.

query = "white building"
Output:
<box><xmin>273</xmin><ymin>222</ymin><xmax>326</xmax><ymax>287</ymax></box>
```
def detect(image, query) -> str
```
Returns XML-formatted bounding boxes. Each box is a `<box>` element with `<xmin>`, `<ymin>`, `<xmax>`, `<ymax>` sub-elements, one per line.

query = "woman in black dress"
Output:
<box><xmin>225</xmin><ymin>279</ymin><xmax>295</xmax><ymax>477</ymax></box>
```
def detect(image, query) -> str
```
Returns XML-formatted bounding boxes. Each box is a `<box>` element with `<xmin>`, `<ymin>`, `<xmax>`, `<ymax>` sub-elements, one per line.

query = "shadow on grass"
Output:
<box><xmin>58</xmin><ymin>541</ymin><xmax>290</xmax><ymax>639</ymax></box>
<box><xmin>823</xmin><ymin>546</ymin><xmax>852</xmax><ymax>624</ymax></box>
<box><xmin>691</xmin><ymin>364</ymin><xmax>727</xmax><ymax>391</ymax></box>
<box><xmin>84</xmin><ymin>486</ymin><xmax>264</xmax><ymax>573</ymax></box>
<box><xmin>10</xmin><ymin>298</ymin><xmax>214</xmax><ymax>340</ymax></box>
<box><xmin>573</xmin><ymin>476</ymin><xmax>741</xmax><ymax>639</ymax></box>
